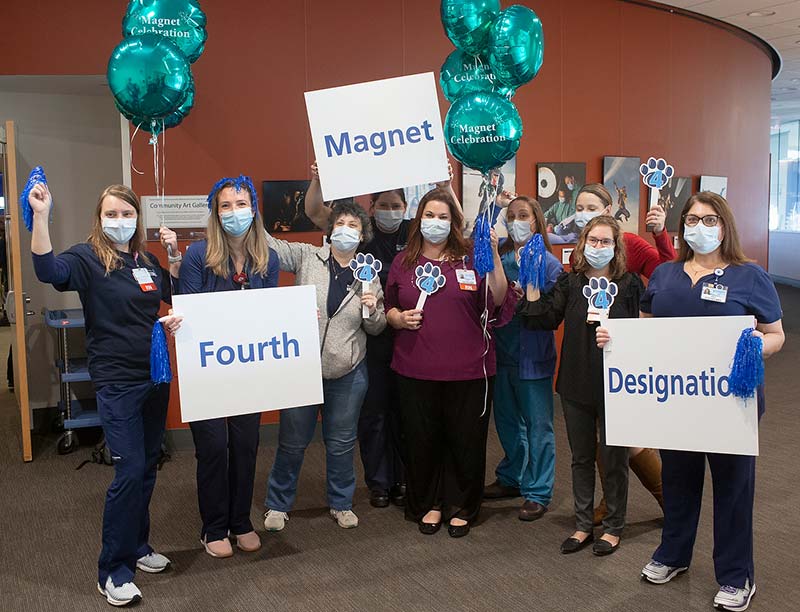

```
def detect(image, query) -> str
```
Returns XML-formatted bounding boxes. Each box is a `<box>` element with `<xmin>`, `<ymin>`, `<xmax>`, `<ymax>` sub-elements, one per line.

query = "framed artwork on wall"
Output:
<box><xmin>462</xmin><ymin>157</ymin><xmax>516</xmax><ymax>237</ymax></box>
<box><xmin>537</xmin><ymin>162</ymin><xmax>585</xmax><ymax>245</ymax></box>
<box><xmin>262</xmin><ymin>180</ymin><xmax>314</xmax><ymax>233</ymax></box>
<box><xmin>700</xmin><ymin>175</ymin><xmax>728</xmax><ymax>198</ymax></box>
<box><xmin>653</xmin><ymin>176</ymin><xmax>693</xmax><ymax>233</ymax></box>
<box><xmin>603</xmin><ymin>156</ymin><xmax>641</xmax><ymax>235</ymax></box>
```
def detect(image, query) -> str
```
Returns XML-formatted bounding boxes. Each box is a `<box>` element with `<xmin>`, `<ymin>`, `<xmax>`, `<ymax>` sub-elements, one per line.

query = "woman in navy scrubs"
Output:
<box><xmin>598</xmin><ymin>192</ymin><xmax>784</xmax><ymax>611</ymax></box>
<box><xmin>174</xmin><ymin>176</ymin><xmax>279</xmax><ymax>558</ymax></box>
<box><xmin>29</xmin><ymin>182</ymin><xmax>182</xmax><ymax>607</ymax></box>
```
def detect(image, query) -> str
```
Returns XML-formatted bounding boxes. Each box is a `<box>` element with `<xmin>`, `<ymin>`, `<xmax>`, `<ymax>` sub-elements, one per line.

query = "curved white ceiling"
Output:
<box><xmin>661</xmin><ymin>1</ymin><xmax>800</xmax><ymax>120</ymax></box>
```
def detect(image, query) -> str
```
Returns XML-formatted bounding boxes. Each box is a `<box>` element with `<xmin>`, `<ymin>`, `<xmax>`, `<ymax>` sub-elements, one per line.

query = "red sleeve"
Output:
<box><xmin>623</xmin><ymin>232</ymin><xmax>663</xmax><ymax>279</ymax></box>
<box><xmin>652</xmin><ymin>229</ymin><xmax>676</xmax><ymax>264</ymax></box>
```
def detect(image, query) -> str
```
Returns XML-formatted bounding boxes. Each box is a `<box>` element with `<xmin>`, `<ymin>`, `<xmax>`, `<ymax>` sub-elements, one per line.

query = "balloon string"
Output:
<box><xmin>161</xmin><ymin>119</ymin><xmax>166</xmax><ymax>207</ymax></box>
<box><xmin>130</xmin><ymin>123</ymin><xmax>144</xmax><ymax>176</ymax></box>
<box><xmin>153</xmin><ymin>129</ymin><xmax>160</xmax><ymax>200</ymax></box>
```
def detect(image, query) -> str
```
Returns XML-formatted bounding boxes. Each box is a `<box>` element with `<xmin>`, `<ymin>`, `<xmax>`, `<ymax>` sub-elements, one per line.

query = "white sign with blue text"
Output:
<box><xmin>305</xmin><ymin>72</ymin><xmax>449</xmax><ymax>201</ymax></box>
<box><xmin>172</xmin><ymin>285</ymin><xmax>323</xmax><ymax>423</ymax></box>
<box><xmin>603</xmin><ymin>315</ymin><xmax>758</xmax><ymax>456</ymax></box>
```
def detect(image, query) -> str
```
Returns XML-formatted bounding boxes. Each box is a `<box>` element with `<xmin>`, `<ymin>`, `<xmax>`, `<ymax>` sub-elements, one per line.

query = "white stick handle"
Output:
<box><xmin>361</xmin><ymin>281</ymin><xmax>370</xmax><ymax>319</ymax></box>
<box><xmin>415</xmin><ymin>291</ymin><xmax>428</xmax><ymax>311</ymax></box>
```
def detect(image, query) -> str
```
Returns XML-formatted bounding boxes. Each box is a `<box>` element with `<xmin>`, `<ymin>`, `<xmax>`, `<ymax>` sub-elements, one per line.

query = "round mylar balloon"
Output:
<box><xmin>488</xmin><ymin>5</ymin><xmax>544</xmax><ymax>89</ymax></box>
<box><xmin>132</xmin><ymin>78</ymin><xmax>195</xmax><ymax>134</ymax></box>
<box><xmin>444</xmin><ymin>92</ymin><xmax>522</xmax><ymax>174</ymax></box>
<box><xmin>440</xmin><ymin>0</ymin><xmax>501</xmax><ymax>56</ymax></box>
<box><xmin>107</xmin><ymin>34</ymin><xmax>192</xmax><ymax>120</ymax></box>
<box><xmin>123</xmin><ymin>0</ymin><xmax>208</xmax><ymax>64</ymax></box>
<box><xmin>440</xmin><ymin>50</ymin><xmax>515</xmax><ymax>102</ymax></box>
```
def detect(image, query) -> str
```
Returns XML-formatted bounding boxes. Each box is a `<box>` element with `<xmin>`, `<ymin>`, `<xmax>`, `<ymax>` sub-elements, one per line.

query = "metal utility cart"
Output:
<box><xmin>44</xmin><ymin>308</ymin><xmax>98</xmax><ymax>454</ymax></box>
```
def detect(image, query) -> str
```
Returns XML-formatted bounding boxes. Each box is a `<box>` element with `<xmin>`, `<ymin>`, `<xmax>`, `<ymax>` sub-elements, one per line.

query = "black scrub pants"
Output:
<box><xmin>396</xmin><ymin>375</ymin><xmax>492</xmax><ymax>524</ymax></box>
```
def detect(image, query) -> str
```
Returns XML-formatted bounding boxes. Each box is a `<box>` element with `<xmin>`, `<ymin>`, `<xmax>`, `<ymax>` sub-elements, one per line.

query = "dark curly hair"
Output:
<box><xmin>326</xmin><ymin>200</ymin><xmax>373</xmax><ymax>244</ymax></box>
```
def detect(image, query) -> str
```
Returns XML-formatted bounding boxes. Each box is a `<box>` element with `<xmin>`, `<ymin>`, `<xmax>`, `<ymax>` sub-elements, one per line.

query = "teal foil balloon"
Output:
<box><xmin>488</xmin><ymin>5</ymin><xmax>545</xmax><ymax>89</ymax></box>
<box><xmin>440</xmin><ymin>50</ymin><xmax>515</xmax><ymax>102</ymax></box>
<box><xmin>107</xmin><ymin>34</ymin><xmax>192</xmax><ymax>120</ymax></box>
<box><xmin>135</xmin><ymin>78</ymin><xmax>195</xmax><ymax>134</ymax></box>
<box><xmin>444</xmin><ymin>92</ymin><xmax>522</xmax><ymax>174</ymax></box>
<box><xmin>441</xmin><ymin>0</ymin><xmax>501</xmax><ymax>56</ymax></box>
<box><xmin>123</xmin><ymin>0</ymin><xmax>208</xmax><ymax>64</ymax></box>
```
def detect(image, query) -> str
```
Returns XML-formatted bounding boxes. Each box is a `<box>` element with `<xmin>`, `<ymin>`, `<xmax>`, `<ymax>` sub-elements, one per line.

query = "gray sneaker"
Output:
<box><xmin>136</xmin><ymin>552</ymin><xmax>171</xmax><ymax>573</ymax></box>
<box><xmin>714</xmin><ymin>581</ymin><xmax>756</xmax><ymax>611</ymax></box>
<box><xmin>641</xmin><ymin>559</ymin><xmax>689</xmax><ymax>584</ymax></box>
<box><xmin>330</xmin><ymin>509</ymin><xmax>359</xmax><ymax>529</ymax></box>
<box><xmin>264</xmin><ymin>509</ymin><xmax>288</xmax><ymax>532</ymax></box>
<box><xmin>97</xmin><ymin>577</ymin><xmax>142</xmax><ymax>607</ymax></box>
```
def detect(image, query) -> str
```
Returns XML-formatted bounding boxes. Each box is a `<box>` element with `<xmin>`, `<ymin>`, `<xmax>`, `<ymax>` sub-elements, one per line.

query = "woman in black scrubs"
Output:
<box><xmin>598</xmin><ymin>192</ymin><xmax>785</xmax><ymax>612</ymax></box>
<box><xmin>29</xmin><ymin>182</ymin><xmax>182</xmax><ymax>607</ymax></box>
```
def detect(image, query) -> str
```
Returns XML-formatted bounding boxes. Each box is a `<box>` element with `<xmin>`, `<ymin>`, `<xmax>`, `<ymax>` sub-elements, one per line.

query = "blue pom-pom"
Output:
<box><xmin>473</xmin><ymin>213</ymin><xmax>495</xmax><ymax>277</ymax></box>
<box><xmin>20</xmin><ymin>166</ymin><xmax>51</xmax><ymax>232</ymax></box>
<box><xmin>518</xmin><ymin>233</ymin><xmax>547</xmax><ymax>289</ymax></box>
<box><xmin>150</xmin><ymin>321</ymin><xmax>172</xmax><ymax>384</ymax></box>
<box><xmin>207</xmin><ymin>175</ymin><xmax>259</xmax><ymax>211</ymax></box>
<box><xmin>728</xmin><ymin>328</ymin><xmax>763</xmax><ymax>399</ymax></box>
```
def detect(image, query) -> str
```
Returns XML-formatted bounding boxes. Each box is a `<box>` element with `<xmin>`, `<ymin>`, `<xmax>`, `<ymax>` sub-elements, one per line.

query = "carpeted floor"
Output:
<box><xmin>1</xmin><ymin>283</ymin><xmax>798</xmax><ymax>612</ymax></box>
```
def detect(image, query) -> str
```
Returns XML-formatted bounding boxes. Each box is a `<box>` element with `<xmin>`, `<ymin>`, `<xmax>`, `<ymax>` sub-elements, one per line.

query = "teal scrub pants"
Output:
<box><xmin>493</xmin><ymin>367</ymin><xmax>555</xmax><ymax>506</ymax></box>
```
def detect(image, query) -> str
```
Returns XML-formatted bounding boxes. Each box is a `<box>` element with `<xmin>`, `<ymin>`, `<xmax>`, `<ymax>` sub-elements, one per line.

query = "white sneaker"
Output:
<box><xmin>97</xmin><ymin>577</ymin><xmax>142</xmax><ymax>607</ymax></box>
<box><xmin>330</xmin><ymin>509</ymin><xmax>359</xmax><ymax>529</ymax></box>
<box><xmin>714</xmin><ymin>580</ymin><xmax>756</xmax><ymax>611</ymax></box>
<box><xmin>136</xmin><ymin>551</ymin><xmax>171</xmax><ymax>573</ymax></box>
<box><xmin>641</xmin><ymin>559</ymin><xmax>689</xmax><ymax>584</ymax></box>
<box><xmin>264</xmin><ymin>509</ymin><xmax>288</xmax><ymax>532</ymax></box>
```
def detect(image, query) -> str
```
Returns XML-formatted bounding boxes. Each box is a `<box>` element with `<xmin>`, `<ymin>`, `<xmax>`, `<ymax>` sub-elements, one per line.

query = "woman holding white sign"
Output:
<box><xmin>171</xmin><ymin>176</ymin><xmax>279</xmax><ymax>559</ymax></box>
<box><xmin>597</xmin><ymin>192</ymin><xmax>784</xmax><ymax>611</ymax></box>
<box><xmin>520</xmin><ymin>216</ymin><xmax>644</xmax><ymax>556</ymax></box>
<box><xmin>29</xmin><ymin>182</ymin><xmax>182</xmax><ymax>607</ymax></box>
<box><xmin>263</xmin><ymin>201</ymin><xmax>386</xmax><ymax>531</ymax></box>
<box><xmin>384</xmin><ymin>188</ymin><xmax>516</xmax><ymax>538</ymax></box>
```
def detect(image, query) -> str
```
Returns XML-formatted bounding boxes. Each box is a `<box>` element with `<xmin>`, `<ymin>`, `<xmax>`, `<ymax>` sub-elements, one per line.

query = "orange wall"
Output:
<box><xmin>2</xmin><ymin>1</ymin><xmax>773</xmax><ymax>429</ymax></box>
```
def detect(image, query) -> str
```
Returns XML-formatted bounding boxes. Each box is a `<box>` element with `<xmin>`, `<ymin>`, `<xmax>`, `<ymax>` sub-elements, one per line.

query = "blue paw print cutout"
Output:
<box><xmin>639</xmin><ymin>157</ymin><xmax>674</xmax><ymax>190</ymax></box>
<box><xmin>349</xmin><ymin>253</ymin><xmax>382</xmax><ymax>283</ymax></box>
<box><xmin>582</xmin><ymin>277</ymin><xmax>618</xmax><ymax>310</ymax></box>
<box><xmin>415</xmin><ymin>262</ymin><xmax>446</xmax><ymax>295</ymax></box>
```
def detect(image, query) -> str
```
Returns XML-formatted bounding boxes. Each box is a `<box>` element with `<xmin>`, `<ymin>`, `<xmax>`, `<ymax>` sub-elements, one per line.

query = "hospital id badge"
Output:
<box><xmin>456</xmin><ymin>269</ymin><xmax>478</xmax><ymax>291</ymax></box>
<box><xmin>132</xmin><ymin>267</ymin><xmax>157</xmax><ymax>292</ymax></box>
<box><xmin>701</xmin><ymin>282</ymin><xmax>727</xmax><ymax>303</ymax></box>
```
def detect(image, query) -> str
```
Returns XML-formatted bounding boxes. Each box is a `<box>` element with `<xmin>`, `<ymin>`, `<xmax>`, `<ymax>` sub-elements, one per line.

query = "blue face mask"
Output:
<box><xmin>102</xmin><ymin>218</ymin><xmax>137</xmax><ymax>245</ymax></box>
<box><xmin>683</xmin><ymin>224</ymin><xmax>721</xmax><ymax>255</ymax></box>
<box><xmin>330</xmin><ymin>225</ymin><xmax>361</xmax><ymax>252</ymax></box>
<box><xmin>420</xmin><ymin>218</ymin><xmax>451</xmax><ymax>245</ymax></box>
<box><xmin>507</xmin><ymin>220</ymin><xmax>533</xmax><ymax>244</ymax></box>
<box><xmin>574</xmin><ymin>210</ymin><xmax>601</xmax><ymax>229</ymax></box>
<box><xmin>220</xmin><ymin>208</ymin><xmax>254</xmax><ymax>237</ymax></box>
<box><xmin>584</xmin><ymin>244</ymin><xmax>615</xmax><ymax>269</ymax></box>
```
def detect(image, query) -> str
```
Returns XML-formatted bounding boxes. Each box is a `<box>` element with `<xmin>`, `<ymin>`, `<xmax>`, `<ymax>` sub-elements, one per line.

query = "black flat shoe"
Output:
<box><xmin>390</xmin><ymin>484</ymin><xmax>406</xmax><ymax>507</ymax></box>
<box><xmin>369</xmin><ymin>489</ymin><xmax>390</xmax><ymax>508</ymax></box>
<box><xmin>560</xmin><ymin>533</ymin><xmax>594</xmax><ymax>554</ymax></box>
<box><xmin>592</xmin><ymin>537</ymin><xmax>620</xmax><ymax>556</ymax></box>
<box><xmin>447</xmin><ymin>522</ymin><xmax>470</xmax><ymax>538</ymax></box>
<box><xmin>418</xmin><ymin>520</ymin><xmax>441</xmax><ymax>535</ymax></box>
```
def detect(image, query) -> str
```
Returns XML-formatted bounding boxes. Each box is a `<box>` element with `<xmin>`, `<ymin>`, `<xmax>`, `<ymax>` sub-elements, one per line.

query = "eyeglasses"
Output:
<box><xmin>586</xmin><ymin>237</ymin><xmax>615</xmax><ymax>248</ymax></box>
<box><xmin>683</xmin><ymin>214</ymin><xmax>720</xmax><ymax>227</ymax></box>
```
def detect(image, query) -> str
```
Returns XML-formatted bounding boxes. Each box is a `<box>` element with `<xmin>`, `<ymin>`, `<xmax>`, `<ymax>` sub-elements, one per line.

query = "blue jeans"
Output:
<box><xmin>266</xmin><ymin>361</ymin><xmax>368</xmax><ymax>512</ymax></box>
<box><xmin>96</xmin><ymin>382</ymin><xmax>169</xmax><ymax>587</ymax></box>
<box><xmin>493</xmin><ymin>367</ymin><xmax>555</xmax><ymax>506</ymax></box>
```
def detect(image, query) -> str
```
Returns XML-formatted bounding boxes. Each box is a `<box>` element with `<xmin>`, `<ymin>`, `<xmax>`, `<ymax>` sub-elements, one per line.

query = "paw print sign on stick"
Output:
<box><xmin>349</xmin><ymin>253</ymin><xmax>382</xmax><ymax>319</ymax></box>
<box><xmin>582</xmin><ymin>276</ymin><xmax>617</xmax><ymax>322</ymax></box>
<box><xmin>414</xmin><ymin>262</ymin><xmax>446</xmax><ymax>310</ymax></box>
<box><xmin>640</xmin><ymin>156</ymin><xmax>674</xmax><ymax>232</ymax></box>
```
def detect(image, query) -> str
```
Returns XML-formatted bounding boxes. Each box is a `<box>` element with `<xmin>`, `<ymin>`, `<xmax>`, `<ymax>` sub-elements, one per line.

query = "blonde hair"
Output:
<box><xmin>572</xmin><ymin>216</ymin><xmax>628</xmax><ymax>280</ymax></box>
<box><xmin>206</xmin><ymin>180</ymin><xmax>270</xmax><ymax>278</ymax></box>
<box><xmin>88</xmin><ymin>185</ymin><xmax>151</xmax><ymax>275</ymax></box>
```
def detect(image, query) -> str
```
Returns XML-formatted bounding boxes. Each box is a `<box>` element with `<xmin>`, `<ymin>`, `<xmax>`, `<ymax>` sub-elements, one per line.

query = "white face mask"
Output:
<box><xmin>574</xmin><ymin>210</ymin><xmax>601</xmax><ymax>229</ymax></box>
<box><xmin>420</xmin><ymin>218</ymin><xmax>451</xmax><ymax>245</ymax></box>
<box><xmin>374</xmin><ymin>209</ymin><xmax>404</xmax><ymax>233</ymax></box>
<box><xmin>683</xmin><ymin>224</ymin><xmax>721</xmax><ymax>255</ymax></box>
<box><xmin>330</xmin><ymin>225</ymin><xmax>361</xmax><ymax>252</ymax></box>
<box><xmin>102</xmin><ymin>218</ymin><xmax>137</xmax><ymax>245</ymax></box>
<box><xmin>507</xmin><ymin>219</ymin><xmax>533</xmax><ymax>244</ymax></box>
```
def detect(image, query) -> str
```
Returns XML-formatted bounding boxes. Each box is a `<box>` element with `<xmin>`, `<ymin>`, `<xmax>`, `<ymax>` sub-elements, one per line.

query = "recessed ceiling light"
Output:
<box><xmin>747</xmin><ymin>10</ymin><xmax>776</xmax><ymax>17</ymax></box>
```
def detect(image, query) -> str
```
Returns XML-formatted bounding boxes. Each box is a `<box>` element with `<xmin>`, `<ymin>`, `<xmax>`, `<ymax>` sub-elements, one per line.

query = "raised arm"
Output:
<box><xmin>305</xmin><ymin>162</ymin><xmax>332</xmax><ymax>230</ymax></box>
<box><xmin>518</xmin><ymin>272</ymin><xmax>571</xmax><ymax>331</ymax></box>
<box><xmin>264</xmin><ymin>229</ymin><xmax>314</xmax><ymax>274</ymax></box>
<box><xmin>29</xmin><ymin>183</ymin><xmax>74</xmax><ymax>287</ymax></box>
